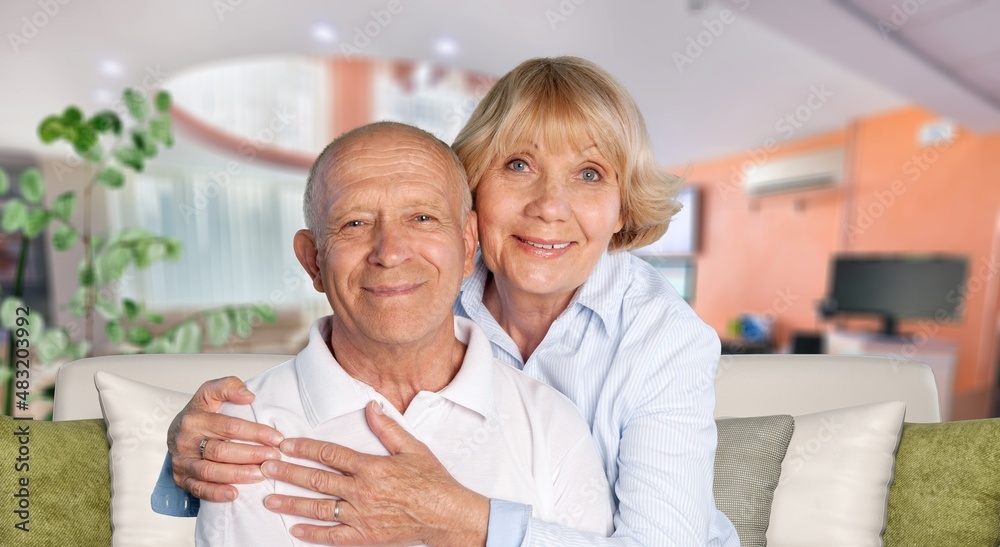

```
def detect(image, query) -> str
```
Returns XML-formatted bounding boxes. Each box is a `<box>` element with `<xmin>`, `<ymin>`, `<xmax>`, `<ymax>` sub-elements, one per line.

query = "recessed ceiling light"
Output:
<box><xmin>99</xmin><ymin>59</ymin><xmax>124</xmax><ymax>77</ymax></box>
<box><xmin>312</xmin><ymin>23</ymin><xmax>337</xmax><ymax>43</ymax></box>
<box><xmin>434</xmin><ymin>37</ymin><xmax>458</xmax><ymax>57</ymax></box>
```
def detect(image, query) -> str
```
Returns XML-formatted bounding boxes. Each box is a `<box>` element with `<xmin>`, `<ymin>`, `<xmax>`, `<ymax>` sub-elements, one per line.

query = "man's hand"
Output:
<box><xmin>168</xmin><ymin>376</ymin><xmax>285</xmax><ymax>502</ymax></box>
<box><xmin>261</xmin><ymin>401</ymin><xmax>489</xmax><ymax>546</ymax></box>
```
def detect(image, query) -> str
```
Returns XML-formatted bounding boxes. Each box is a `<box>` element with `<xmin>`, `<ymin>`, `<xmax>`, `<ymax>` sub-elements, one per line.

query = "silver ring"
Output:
<box><xmin>333</xmin><ymin>499</ymin><xmax>341</xmax><ymax>522</ymax></box>
<box><xmin>199</xmin><ymin>438</ymin><xmax>209</xmax><ymax>459</ymax></box>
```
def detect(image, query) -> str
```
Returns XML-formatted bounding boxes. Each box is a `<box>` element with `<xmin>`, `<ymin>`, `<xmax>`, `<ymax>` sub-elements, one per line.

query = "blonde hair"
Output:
<box><xmin>452</xmin><ymin>56</ymin><xmax>682</xmax><ymax>252</ymax></box>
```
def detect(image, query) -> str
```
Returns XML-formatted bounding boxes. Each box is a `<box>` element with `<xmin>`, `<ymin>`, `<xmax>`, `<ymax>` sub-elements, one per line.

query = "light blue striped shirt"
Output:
<box><xmin>459</xmin><ymin>251</ymin><xmax>739</xmax><ymax>547</ymax></box>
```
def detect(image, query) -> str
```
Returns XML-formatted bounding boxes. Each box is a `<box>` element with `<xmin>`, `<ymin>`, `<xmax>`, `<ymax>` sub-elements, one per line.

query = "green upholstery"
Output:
<box><xmin>0</xmin><ymin>416</ymin><xmax>111</xmax><ymax>546</ymax></box>
<box><xmin>885</xmin><ymin>419</ymin><xmax>1000</xmax><ymax>547</ymax></box>
<box><xmin>713</xmin><ymin>414</ymin><xmax>795</xmax><ymax>547</ymax></box>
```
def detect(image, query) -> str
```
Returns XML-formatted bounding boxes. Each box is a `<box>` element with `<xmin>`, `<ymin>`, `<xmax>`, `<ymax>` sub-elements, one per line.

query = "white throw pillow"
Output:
<box><xmin>95</xmin><ymin>371</ymin><xmax>196</xmax><ymax>547</ymax></box>
<box><xmin>766</xmin><ymin>400</ymin><xmax>906</xmax><ymax>547</ymax></box>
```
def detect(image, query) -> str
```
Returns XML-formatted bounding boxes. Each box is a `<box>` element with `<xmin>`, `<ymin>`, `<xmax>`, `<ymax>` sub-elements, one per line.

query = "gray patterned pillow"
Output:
<box><xmin>713</xmin><ymin>415</ymin><xmax>795</xmax><ymax>547</ymax></box>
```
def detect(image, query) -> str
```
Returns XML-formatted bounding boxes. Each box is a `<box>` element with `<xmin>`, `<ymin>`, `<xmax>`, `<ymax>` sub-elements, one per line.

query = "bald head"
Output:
<box><xmin>304</xmin><ymin>122</ymin><xmax>472</xmax><ymax>236</ymax></box>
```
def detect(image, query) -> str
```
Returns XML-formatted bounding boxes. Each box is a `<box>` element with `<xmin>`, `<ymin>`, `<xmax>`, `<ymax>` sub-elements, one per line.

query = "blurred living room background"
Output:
<box><xmin>1</xmin><ymin>0</ymin><xmax>998</xmax><ymax>420</ymax></box>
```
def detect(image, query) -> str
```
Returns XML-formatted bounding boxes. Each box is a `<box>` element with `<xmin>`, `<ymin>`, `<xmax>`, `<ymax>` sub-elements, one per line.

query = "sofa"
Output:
<box><xmin>1</xmin><ymin>353</ymin><xmax>998</xmax><ymax>546</ymax></box>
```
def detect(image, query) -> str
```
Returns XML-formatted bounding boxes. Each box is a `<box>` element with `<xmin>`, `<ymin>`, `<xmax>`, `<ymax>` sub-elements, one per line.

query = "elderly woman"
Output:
<box><xmin>162</xmin><ymin>57</ymin><xmax>738</xmax><ymax>546</ymax></box>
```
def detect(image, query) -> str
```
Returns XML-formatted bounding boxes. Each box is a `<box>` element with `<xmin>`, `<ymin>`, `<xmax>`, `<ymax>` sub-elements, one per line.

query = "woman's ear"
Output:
<box><xmin>293</xmin><ymin>229</ymin><xmax>325</xmax><ymax>293</ymax></box>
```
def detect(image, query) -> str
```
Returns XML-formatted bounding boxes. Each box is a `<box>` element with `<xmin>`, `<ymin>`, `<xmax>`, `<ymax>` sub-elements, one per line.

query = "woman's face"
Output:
<box><xmin>474</xmin><ymin>139</ymin><xmax>623</xmax><ymax>302</ymax></box>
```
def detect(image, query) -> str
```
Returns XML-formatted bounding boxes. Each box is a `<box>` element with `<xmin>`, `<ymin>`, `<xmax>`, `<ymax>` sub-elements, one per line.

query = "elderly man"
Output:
<box><xmin>193</xmin><ymin>122</ymin><xmax>613</xmax><ymax>546</ymax></box>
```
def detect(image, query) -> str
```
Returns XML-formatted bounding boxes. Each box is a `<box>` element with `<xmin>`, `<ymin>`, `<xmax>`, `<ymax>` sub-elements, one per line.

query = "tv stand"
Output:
<box><xmin>826</xmin><ymin>329</ymin><xmax>957</xmax><ymax>420</ymax></box>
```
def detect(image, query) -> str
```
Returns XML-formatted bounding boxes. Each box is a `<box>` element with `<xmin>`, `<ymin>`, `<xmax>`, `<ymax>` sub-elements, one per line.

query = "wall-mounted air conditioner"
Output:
<box><xmin>743</xmin><ymin>147</ymin><xmax>845</xmax><ymax>196</ymax></box>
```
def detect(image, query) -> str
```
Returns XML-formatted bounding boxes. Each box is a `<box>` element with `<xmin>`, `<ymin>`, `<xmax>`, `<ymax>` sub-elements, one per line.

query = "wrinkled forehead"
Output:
<box><xmin>327</xmin><ymin>134</ymin><xmax>462</xmax><ymax>203</ymax></box>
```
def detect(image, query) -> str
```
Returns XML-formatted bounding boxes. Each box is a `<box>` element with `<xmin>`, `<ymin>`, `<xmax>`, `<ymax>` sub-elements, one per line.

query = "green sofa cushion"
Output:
<box><xmin>713</xmin><ymin>414</ymin><xmax>795</xmax><ymax>547</ymax></box>
<box><xmin>0</xmin><ymin>416</ymin><xmax>111</xmax><ymax>546</ymax></box>
<box><xmin>885</xmin><ymin>419</ymin><xmax>1000</xmax><ymax>547</ymax></box>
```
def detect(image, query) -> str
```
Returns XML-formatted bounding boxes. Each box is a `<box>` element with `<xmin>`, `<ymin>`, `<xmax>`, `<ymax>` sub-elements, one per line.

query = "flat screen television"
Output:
<box><xmin>826</xmin><ymin>254</ymin><xmax>968</xmax><ymax>337</ymax></box>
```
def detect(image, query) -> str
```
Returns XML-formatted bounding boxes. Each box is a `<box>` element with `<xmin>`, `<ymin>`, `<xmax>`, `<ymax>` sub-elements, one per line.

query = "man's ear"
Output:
<box><xmin>293</xmin><ymin>229</ymin><xmax>325</xmax><ymax>293</ymax></box>
<box><xmin>462</xmin><ymin>211</ymin><xmax>478</xmax><ymax>278</ymax></box>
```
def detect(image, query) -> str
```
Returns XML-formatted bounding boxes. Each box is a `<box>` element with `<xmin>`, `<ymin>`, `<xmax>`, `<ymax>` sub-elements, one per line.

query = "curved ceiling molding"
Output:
<box><xmin>165</xmin><ymin>56</ymin><xmax>496</xmax><ymax>170</ymax></box>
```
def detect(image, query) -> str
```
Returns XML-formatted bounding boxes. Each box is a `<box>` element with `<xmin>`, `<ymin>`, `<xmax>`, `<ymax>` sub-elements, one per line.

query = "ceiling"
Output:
<box><xmin>0</xmin><ymin>0</ymin><xmax>995</xmax><ymax>169</ymax></box>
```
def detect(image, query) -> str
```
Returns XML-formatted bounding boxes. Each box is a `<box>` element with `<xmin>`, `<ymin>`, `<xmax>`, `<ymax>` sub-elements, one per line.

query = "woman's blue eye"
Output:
<box><xmin>415</xmin><ymin>214</ymin><xmax>432</xmax><ymax>222</ymax></box>
<box><xmin>345</xmin><ymin>220</ymin><xmax>363</xmax><ymax>228</ymax></box>
<box><xmin>508</xmin><ymin>159</ymin><xmax>527</xmax><ymax>171</ymax></box>
<box><xmin>582</xmin><ymin>168</ymin><xmax>601</xmax><ymax>181</ymax></box>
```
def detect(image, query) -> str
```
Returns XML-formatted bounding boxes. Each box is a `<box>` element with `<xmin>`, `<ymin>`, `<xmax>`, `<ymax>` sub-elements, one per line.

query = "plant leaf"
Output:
<box><xmin>96</xmin><ymin>247</ymin><xmax>132</xmax><ymax>284</ymax></box>
<box><xmin>154</xmin><ymin>90</ymin><xmax>172</xmax><ymax>113</ymax></box>
<box><xmin>24</xmin><ymin>209</ymin><xmax>52</xmax><ymax>238</ymax></box>
<box><xmin>105</xmin><ymin>319</ymin><xmax>124</xmax><ymax>344</ymax></box>
<box><xmin>132</xmin><ymin>129</ymin><xmax>158</xmax><ymax>157</ymax></box>
<box><xmin>164</xmin><ymin>238</ymin><xmax>182</xmax><ymax>260</ymax></box>
<box><xmin>143</xmin><ymin>336</ymin><xmax>173</xmax><ymax>354</ymax></box>
<box><xmin>149</xmin><ymin>118</ymin><xmax>173</xmax><ymax>144</ymax></box>
<box><xmin>135</xmin><ymin>239</ymin><xmax>166</xmax><ymax>268</ymax></box>
<box><xmin>38</xmin><ymin>115</ymin><xmax>64</xmax><ymax>143</ymax></box>
<box><xmin>52</xmin><ymin>224</ymin><xmax>79</xmax><ymax>250</ymax></box>
<box><xmin>66</xmin><ymin>287</ymin><xmax>87</xmax><ymax>316</ymax></box>
<box><xmin>126</xmin><ymin>326</ymin><xmax>154</xmax><ymax>346</ymax></box>
<box><xmin>67</xmin><ymin>340</ymin><xmax>91</xmax><ymax>360</ymax></box>
<box><xmin>62</xmin><ymin>106</ymin><xmax>83</xmax><ymax>126</ymax></box>
<box><xmin>97</xmin><ymin>167</ymin><xmax>126</xmax><ymax>189</ymax></box>
<box><xmin>122</xmin><ymin>88</ymin><xmax>149</xmax><ymax>121</ymax></box>
<box><xmin>232</xmin><ymin>308</ymin><xmax>253</xmax><ymax>338</ymax></box>
<box><xmin>37</xmin><ymin>329</ymin><xmax>70</xmax><ymax>365</ymax></box>
<box><xmin>112</xmin><ymin>147</ymin><xmax>144</xmax><ymax>171</ymax></box>
<box><xmin>173</xmin><ymin>321</ymin><xmax>202</xmax><ymax>353</ymax></box>
<box><xmin>73</xmin><ymin>124</ymin><xmax>99</xmax><ymax>155</ymax></box>
<box><xmin>0</xmin><ymin>297</ymin><xmax>25</xmax><ymax>329</ymax></box>
<box><xmin>123</xmin><ymin>298</ymin><xmax>140</xmax><ymax>321</ymax></box>
<box><xmin>1</xmin><ymin>199</ymin><xmax>27</xmax><ymax>231</ymax></box>
<box><xmin>77</xmin><ymin>265</ymin><xmax>95</xmax><ymax>287</ymax></box>
<box><xmin>94</xmin><ymin>294</ymin><xmax>121</xmax><ymax>320</ymax></box>
<box><xmin>52</xmin><ymin>191</ymin><xmax>76</xmax><ymax>220</ymax></box>
<box><xmin>90</xmin><ymin>110</ymin><xmax>123</xmax><ymax>135</ymax></box>
<box><xmin>19</xmin><ymin>168</ymin><xmax>44</xmax><ymax>203</ymax></box>
<box><xmin>252</xmin><ymin>302</ymin><xmax>278</xmax><ymax>324</ymax></box>
<box><xmin>206</xmin><ymin>311</ymin><xmax>233</xmax><ymax>347</ymax></box>
<box><xmin>145</xmin><ymin>311</ymin><xmax>164</xmax><ymax>324</ymax></box>
<box><xmin>0</xmin><ymin>168</ymin><xmax>9</xmax><ymax>194</ymax></box>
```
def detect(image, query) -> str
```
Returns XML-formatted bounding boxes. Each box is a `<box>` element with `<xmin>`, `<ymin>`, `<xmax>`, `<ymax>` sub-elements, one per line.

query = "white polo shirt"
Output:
<box><xmin>195</xmin><ymin>316</ymin><xmax>614</xmax><ymax>546</ymax></box>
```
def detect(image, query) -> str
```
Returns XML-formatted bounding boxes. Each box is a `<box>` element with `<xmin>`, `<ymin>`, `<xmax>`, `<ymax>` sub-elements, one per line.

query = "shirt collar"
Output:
<box><xmin>458</xmin><ymin>251</ymin><xmax>626</xmax><ymax>338</ymax></box>
<box><xmin>295</xmin><ymin>316</ymin><xmax>494</xmax><ymax>426</ymax></box>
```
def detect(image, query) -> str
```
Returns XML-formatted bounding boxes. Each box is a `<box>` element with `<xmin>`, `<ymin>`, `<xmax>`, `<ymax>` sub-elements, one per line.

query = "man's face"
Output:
<box><xmin>294</xmin><ymin>129</ymin><xmax>477</xmax><ymax>348</ymax></box>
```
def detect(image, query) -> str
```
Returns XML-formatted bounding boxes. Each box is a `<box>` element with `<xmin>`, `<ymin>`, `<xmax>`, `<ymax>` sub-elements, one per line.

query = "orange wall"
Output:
<box><xmin>679</xmin><ymin>106</ymin><xmax>1000</xmax><ymax>416</ymax></box>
